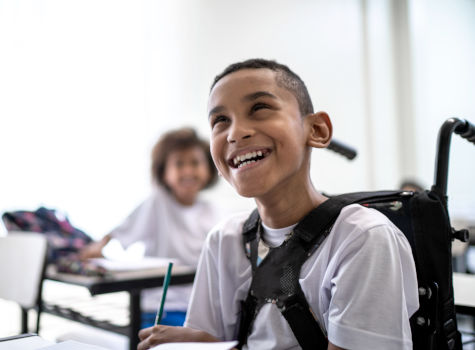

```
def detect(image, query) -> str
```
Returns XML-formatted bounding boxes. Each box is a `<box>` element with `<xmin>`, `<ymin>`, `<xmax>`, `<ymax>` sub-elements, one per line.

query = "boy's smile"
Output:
<box><xmin>229</xmin><ymin>148</ymin><xmax>270</xmax><ymax>169</ymax></box>
<box><xmin>208</xmin><ymin>68</ymin><xmax>311</xmax><ymax>202</ymax></box>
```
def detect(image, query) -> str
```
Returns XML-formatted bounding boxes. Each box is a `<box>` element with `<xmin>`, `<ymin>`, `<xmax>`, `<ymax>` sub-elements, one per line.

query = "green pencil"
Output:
<box><xmin>155</xmin><ymin>262</ymin><xmax>173</xmax><ymax>325</ymax></box>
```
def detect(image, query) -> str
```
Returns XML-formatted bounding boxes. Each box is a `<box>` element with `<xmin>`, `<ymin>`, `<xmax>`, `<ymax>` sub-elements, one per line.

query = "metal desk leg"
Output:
<box><xmin>20</xmin><ymin>308</ymin><xmax>28</xmax><ymax>333</ymax></box>
<box><xmin>129</xmin><ymin>290</ymin><xmax>141</xmax><ymax>350</ymax></box>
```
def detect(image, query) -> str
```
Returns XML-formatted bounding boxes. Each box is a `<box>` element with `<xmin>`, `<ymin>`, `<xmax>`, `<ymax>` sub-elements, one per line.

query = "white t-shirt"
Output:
<box><xmin>111</xmin><ymin>186</ymin><xmax>223</xmax><ymax>311</ymax></box>
<box><xmin>185</xmin><ymin>204</ymin><xmax>419</xmax><ymax>350</ymax></box>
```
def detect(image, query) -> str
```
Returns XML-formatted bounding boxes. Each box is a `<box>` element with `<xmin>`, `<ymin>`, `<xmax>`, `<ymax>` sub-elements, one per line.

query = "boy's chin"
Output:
<box><xmin>233</xmin><ymin>184</ymin><xmax>266</xmax><ymax>199</ymax></box>
<box><xmin>235</xmin><ymin>191</ymin><xmax>255</xmax><ymax>199</ymax></box>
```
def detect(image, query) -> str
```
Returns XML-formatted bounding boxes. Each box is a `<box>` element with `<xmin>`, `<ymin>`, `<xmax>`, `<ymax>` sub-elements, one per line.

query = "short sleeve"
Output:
<box><xmin>326</xmin><ymin>223</ymin><xmax>418</xmax><ymax>350</ymax></box>
<box><xmin>184</xmin><ymin>230</ymin><xmax>226</xmax><ymax>339</ymax></box>
<box><xmin>110</xmin><ymin>194</ymin><xmax>158</xmax><ymax>249</ymax></box>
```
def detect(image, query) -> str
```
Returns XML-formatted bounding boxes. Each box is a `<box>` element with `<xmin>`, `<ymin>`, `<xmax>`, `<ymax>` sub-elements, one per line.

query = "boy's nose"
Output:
<box><xmin>227</xmin><ymin>122</ymin><xmax>253</xmax><ymax>143</ymax></box>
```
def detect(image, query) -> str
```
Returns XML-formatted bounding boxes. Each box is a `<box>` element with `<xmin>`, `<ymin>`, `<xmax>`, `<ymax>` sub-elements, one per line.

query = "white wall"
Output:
<box><xmin>409</xmin><ymin>0</ymin><xmax>475</xmax><ymax>219</ymax></box>
<box><xmin>0</xmin><ymin>1</ymin><xmax>151</xmax><ymax>236</ymax></box>
<box><xmin>1</xmin><ymin>0</ymin><xmax>474</xmax><ymax>237</ymax></box>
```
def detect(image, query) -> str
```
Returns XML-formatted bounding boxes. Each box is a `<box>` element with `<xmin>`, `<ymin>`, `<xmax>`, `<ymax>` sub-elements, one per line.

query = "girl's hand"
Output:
<box><xmin>137</xmin><ymin>325</ymin><xmax>218</xmax><ymax>350</ymax></box>
<box><xmin>78</xmin><ymin>235</ymin><xmax>111</xmax><ymax>260</ymax></box>
<box><xmin>78</xmin><ymin>241</ymin><xmax>105</xmax><ymax>260</ymax></box>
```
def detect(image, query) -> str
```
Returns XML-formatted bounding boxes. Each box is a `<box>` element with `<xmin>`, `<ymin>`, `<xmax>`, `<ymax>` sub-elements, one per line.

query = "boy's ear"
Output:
<box><xmin>305</xmin><ymin>111</ymin><xmax>332</xmax><ymax>148</ymax></box>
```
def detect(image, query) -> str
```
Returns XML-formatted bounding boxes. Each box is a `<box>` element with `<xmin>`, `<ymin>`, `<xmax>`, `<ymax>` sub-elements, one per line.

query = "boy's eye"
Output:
<box><xmin>250</xmin><ymin>103</ymin><xmax>270</xmax><ymax>113</ymax></box>
<box><xmin>211</xmin><ymin>115</ymin><xmax>229</xmax><ymax>128</ymax></box>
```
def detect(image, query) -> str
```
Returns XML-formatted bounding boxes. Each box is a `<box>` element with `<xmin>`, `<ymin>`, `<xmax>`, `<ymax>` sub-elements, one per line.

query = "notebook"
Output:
<box><xmin>0</xmin><ymin>334</ymin><xmax>53</xmax><ymax>350</ymax></box>
<box><xmin>150</xmin><ymin>341</ymin><xmax>237</xmax><ymax>350</ymax></box>
<box><xmin>0</xmin><ymin>334</ymin><xmax>110</xmax><ymax>350</ymax></box>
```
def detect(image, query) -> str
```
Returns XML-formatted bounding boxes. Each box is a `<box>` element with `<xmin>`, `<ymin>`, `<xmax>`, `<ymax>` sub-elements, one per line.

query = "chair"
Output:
<box><xmin>0</xmin><ymin>232</ymin><xmax>48</xmax><ymax>334</ymax></box>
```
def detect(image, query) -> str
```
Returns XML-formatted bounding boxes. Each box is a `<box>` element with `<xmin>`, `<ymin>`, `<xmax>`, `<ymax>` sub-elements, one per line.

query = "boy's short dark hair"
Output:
<box><xmin>211</xmin><ymin>58</ymin><xmax>314</xmax><ymax>116</ymax></box>
<box><xmin>151</xmin><ymin>127</ymin><xmax>218</xmax><ymax>189</ymax></box>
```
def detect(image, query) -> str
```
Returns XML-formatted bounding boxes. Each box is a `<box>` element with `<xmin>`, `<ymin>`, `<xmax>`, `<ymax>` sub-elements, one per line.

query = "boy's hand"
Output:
<box><xmin>328</xmin><ymin>342</ymin><xmax>346</xmax><ymax>350</ymax></box>
<box><xmin>137</xmin><ymin>325</ymin><xmax>218</xmax><ymax>350</ymax></box>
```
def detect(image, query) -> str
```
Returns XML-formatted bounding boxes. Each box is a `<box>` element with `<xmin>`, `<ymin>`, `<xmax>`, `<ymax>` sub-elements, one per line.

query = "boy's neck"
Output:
<box><xmin>255</xmin><ymin>184</ymin><xmax>328</xmax><ymax>229</ymax></box>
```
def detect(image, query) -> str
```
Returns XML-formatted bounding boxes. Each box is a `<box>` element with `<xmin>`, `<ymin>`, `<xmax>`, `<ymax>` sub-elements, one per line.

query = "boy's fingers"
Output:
<box><xmin>138</xmin><ymin>326</ymin><xmax>154</xmax><ymax>340</ymax></box>
<box><xmin>136</xmin><ymin>337</ymin><xmax>150</xmax><ymax>350</ymax></box>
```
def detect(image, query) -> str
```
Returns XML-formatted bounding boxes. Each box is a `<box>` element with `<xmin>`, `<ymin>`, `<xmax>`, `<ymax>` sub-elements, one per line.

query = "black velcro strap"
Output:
<box><xmin>242</xmin><ymin>209</ymin><xmax>260</xmax><ymax>243</ymax></box>
<box><xmin>281</xmin><ymin>293</ymin><xmax>328</xmax><ymax>349</ymax></box>
<box><xmin>237</xmin><ymin>295</ymin><xmax>258</xmax><ymax>350</ymax></box>
<box><xmin>294</xmin><ymin>191</ymin><xmax>397</xmax><ymax>244</ymax></box>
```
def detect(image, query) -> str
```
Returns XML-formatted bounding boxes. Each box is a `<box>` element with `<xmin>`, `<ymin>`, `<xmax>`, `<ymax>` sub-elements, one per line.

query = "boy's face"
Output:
<box><xmin>208</xmin><ymin>68</ymin><xmax>312</xmax><ymax>199</ymax></box>
<box><xmin>163</xmin><ymin>146</ymin><xmax>210</xmax><ymax>205</ymax></box>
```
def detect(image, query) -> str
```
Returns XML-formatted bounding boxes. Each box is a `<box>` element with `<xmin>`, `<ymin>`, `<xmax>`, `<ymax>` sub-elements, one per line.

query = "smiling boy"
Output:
<box><xmin>137</xmin><ymin>59</ymin><xmax>418</xmax><ymax>350</ymax></box>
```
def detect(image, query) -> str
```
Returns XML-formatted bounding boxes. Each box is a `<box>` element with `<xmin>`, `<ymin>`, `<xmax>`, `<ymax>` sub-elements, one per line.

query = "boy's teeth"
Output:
<box><xmin>238</xmin><ymin>160</ymin><xmax>256</xmax><ymax>168</ymax></box>
<box><xmin>233</xmin><ymin>150</ymin><xmax>266</xmax><ymax>168</ymax></box>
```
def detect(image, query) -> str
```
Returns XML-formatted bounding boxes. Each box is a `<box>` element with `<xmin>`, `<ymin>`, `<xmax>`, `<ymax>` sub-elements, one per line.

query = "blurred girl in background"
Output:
<box><xmin>80</xmin><ymin>127</ymin><xmax>222</xmax><ymax>327</ymax></box>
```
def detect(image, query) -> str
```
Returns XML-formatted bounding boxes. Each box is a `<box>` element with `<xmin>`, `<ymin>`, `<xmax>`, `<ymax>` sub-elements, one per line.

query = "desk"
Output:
<box><xmin>43</xmin><ymin>265</ymin><xmax>195</xmax><ymax>350</ymax></box>
<box><xmin>453</xmin><ymin>272</ymin><xmax>475</xmax><ymax>316</ymax></box>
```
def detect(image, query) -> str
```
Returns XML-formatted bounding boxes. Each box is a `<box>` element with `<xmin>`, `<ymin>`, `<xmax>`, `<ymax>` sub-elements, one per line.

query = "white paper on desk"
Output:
<box><xmin>39</xmin><ymin>340</ymin><xmax>110</xmax><ymax>349</ymax></box>
<box><xmin>89</xmin><ymin>257</ymin><xmax>176</xmax><ymax>271</ymax></box>
<box><xmin>0</xmin><ymin>335</ymin><xmax>53</xmax><ymax>350</ymax></box>
<box><xmin>150</xmin><ymin>341</ymin><xmax>237</xmax><ymax>350</ymax></box>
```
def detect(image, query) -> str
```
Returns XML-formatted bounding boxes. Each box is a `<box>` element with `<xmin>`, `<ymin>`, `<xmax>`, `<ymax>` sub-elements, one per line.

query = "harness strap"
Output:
<box><xmin>238</xmin><ymin>192</ymin><xmax>404</xmax><ymax>349</ymax></box>
<box><xmin>236</xmin><ymin>294</ymin><xmax>258</xmax><ymax>349</ymax></box>
<box><xmin>281</xmin><ymin>291</ymin><xmax>328</xmax><ymax>349</ymax></box>
<box><xmin>238</xmin><ymin>199</ymin><xmax>340</xmax><ymax>349</ymax></box>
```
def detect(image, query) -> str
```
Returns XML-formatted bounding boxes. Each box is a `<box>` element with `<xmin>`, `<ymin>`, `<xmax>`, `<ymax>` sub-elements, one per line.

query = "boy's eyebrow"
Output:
<box><xmin>208</xmin><ymin>105</ymin><xmax>225</xmax><ymax>119</ymax></box>
<box><xmin>243</xmin><ymin>91</ymin><xmax>277</xmax><ymax>101</ymax></box>
<box><xmin>208</xmin><ymin>91</ymin><xmax>277</xmax><ymax>119</ymax></box>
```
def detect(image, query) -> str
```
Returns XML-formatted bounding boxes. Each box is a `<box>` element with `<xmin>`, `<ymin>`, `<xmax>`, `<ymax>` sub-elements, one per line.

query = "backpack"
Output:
<box><xmin>2</xmin><ymin>207</ymin><xmax>93</xmax><ymax>263</ymax></box>
<box><xmin>238</xmin><ymin>117</ymin><xmax>474</xmax><ymax>349</ymax></box>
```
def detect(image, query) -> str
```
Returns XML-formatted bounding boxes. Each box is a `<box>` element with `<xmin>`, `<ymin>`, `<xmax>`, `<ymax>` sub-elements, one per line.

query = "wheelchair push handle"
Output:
<box><xmin>327</xmin><ymin>139</ymin><xmax>357</xmax><ymax>160</ymax></box>
<box><xmin>433</xmin><ymin>117</ymin><xmax>475</xmax><ymax>199</ymax></box>
<box><xmin>454</xmin><ymin>119</ymin><xmax>475</xmax><ymax>145</ymax></box>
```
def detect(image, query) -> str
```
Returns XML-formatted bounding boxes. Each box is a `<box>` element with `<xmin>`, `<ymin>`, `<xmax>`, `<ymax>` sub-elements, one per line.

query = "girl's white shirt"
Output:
<box><xmin>111</xmin><ymin>185</ymin><xmax>224</xmax><ymax>311</ymax></box>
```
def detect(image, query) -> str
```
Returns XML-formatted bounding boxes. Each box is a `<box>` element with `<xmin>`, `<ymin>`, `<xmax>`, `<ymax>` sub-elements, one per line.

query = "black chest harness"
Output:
<box><xmin>236</xmin><ymin>197</ymin><xmax>355</xmax><ymax>349</ymax></box>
